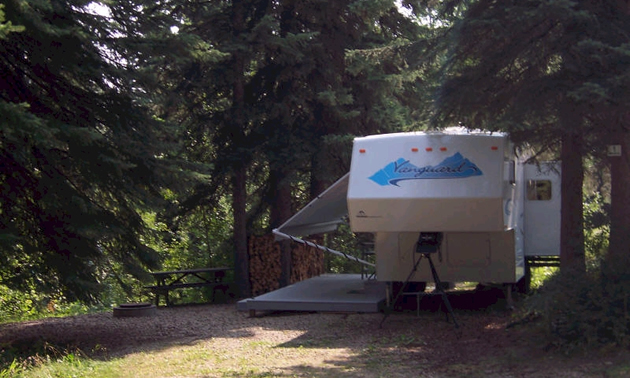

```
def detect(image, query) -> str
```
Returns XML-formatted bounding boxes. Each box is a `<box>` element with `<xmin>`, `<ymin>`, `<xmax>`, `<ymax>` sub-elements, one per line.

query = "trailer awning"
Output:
<box><xmin>273</xmin><ymin>173</ymin><xmax>373</xmax><ymax>267</ymax></box>
<box><xmin>274</xmin><ymin>173</ymin><xmax>349</xmax><ymax>238</ymax></box>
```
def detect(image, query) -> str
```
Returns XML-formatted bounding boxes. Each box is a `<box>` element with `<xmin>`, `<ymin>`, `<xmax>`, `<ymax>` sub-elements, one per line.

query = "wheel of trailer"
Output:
<box><xmin>439</xmin><ymin>282</ymin><xmax>452</xmax><ymax>290</ymax></box>
<box><xmin>113</xmin><ymin>302</ymin><xmax>157</xmax><ymax>318</ymax></box>
<box><xmin>392</xmin><ymin>281</ymin><xmax>427</xmax><ymax>298</ymax></box>
<box><xmin>407</xmin><ymin>282</ymin><xmax>427</xmax><ymax>292</ymax></box>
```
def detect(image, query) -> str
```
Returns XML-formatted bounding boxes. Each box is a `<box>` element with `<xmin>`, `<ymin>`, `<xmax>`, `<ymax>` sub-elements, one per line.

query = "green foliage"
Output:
<box><xmin>0</xmin><ymin>359</ymin><xmax>23</xmax><ymax>378</ymax></box>
<box><xmin>0</xmin><ymin>286</ymin><xmax>40</xmax><ymax>323</ymax></box>
<box><xmin>0</xmin><ymin>0</ymin><xmax>186</xmax><ymax>303</ymax></box>
<box><xmin>432</xmin><ymin>0</ymin><xmax>629</xmax><ymax>279</ymax></box>
<box><xmin>434</xmin><ymin>0</ymin><xmax>630</xmax><ymax>148</ymax></box>
<box><xmin>0</xmin><ymin>4</ymin><xmax>23</xmax><ymax>38</ymax></box>
<box><xmin>0</xmin><ymin>338</ymin><xmax>101</xmax><ymax>378</ymax></box>
<box><xmin>325</xmin><ymin>224</ymin><xmax>369</xmax><ymax>274</ymax></box>
<box><xmin>528</xmin><ymin>269</ymin><xmax>630</xmax><ymax>349</ymax></box>
<box><xmin>151</xmin><ymin>201</ymin><xmax>234</xmax><ymax>270</ymax></box>
<box><xmin>0</xmin><ymin>284</ymin><xmax>111</xmax><ymax>325</ymax></box>
<box><xmin>583</xmin><ymin>193</ymin><xmax>610</xmax><ymax>268</ymax></box>
<box><xmin>529</xmin><ymin>266</ymin><xmax>558</xmax><ymax>291</ymax></box>
<box><xmin>524</xmin><ymin>193</ymin><xmax>617</xmax><ymax>349</ymax></box>
<box><xmin>146</xmin><ymin>0</ymin><xmax>434</xmax><ymax>297</ymax></box>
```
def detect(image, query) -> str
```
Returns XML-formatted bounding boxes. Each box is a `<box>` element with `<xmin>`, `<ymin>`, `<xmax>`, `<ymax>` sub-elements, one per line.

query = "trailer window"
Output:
<box><xmin>527</xmin><ymin>180</ymin><xmax>552</xmax><ymax>201</ymax></box>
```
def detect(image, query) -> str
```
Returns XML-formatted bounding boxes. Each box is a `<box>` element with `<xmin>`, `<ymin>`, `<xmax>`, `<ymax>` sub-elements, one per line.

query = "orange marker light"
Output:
<box><xmin>425</xmin><ymin>147</ymin><xmax>433</xmax><ymax>152</ymax></box>
<box><xmin>440</xmin><ymin>147</ymin><xmax>447</xmax><ymax>151</ymax></box>
<box><xmin>359</xmin><ymin>149</ymin><xmax>366</xmax><ymax>153</ymax></box>
<box><xmin>411</xmin><ymin>147</ymin><xmax>419</xmax><ymax>152</ymax></box>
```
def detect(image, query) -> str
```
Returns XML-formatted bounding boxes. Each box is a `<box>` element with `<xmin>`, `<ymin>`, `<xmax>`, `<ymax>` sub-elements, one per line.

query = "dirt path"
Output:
<box><xmin>1</xmin><ymin>303</ymin><xmax>628</xmax><ymax>377</ymax></box>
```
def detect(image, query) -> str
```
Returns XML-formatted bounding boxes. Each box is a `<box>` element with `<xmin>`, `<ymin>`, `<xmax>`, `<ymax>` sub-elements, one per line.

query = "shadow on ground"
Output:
<box><xmin>1</xmin><ymin>287</ymin><xmax>624</xmax><ymax>377</ymax></box>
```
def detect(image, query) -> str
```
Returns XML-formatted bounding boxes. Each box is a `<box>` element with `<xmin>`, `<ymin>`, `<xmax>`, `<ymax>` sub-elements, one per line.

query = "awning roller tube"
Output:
<box><xmin>272</xmin><ymin>229</ymin><xmax>375</xmax><ymax>268</ymax></box>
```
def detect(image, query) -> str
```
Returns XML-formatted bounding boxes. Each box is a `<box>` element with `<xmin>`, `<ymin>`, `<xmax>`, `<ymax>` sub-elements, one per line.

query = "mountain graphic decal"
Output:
<box><xmin>369</xmin><ymin>152</ymin><xmax>483</xmax><ymax>186</ymax></box>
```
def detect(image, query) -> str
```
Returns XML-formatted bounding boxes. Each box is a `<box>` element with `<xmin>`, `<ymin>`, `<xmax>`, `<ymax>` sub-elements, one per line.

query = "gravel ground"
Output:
<box><xmin>1</xmin><ymin>299</ymin><xmax>628</xmax><ymax>377</ymax></box>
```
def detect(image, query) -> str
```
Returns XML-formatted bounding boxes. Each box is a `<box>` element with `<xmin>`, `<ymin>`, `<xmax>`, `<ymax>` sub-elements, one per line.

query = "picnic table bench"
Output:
<box><xmin>145</xmin><ymin>267</ymin><xmax>233</xmax><ymax>306</ymax></box>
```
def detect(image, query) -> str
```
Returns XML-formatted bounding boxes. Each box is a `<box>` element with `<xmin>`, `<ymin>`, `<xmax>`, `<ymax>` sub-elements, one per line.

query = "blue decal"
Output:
<box><xmin>369</xmin><ymin>152</ymin><xmax>483</xmax><ymax>186</ymax></box>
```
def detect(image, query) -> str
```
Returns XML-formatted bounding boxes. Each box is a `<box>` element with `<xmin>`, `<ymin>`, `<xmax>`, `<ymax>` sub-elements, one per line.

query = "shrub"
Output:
<box><xmin>527</xmin><ymin>264</ymin><xmax>630</xmax><ymax>349</ymax></box>
<box><xmin>521</xmin><ymin>193</ymin><xmax>628</xmax><ymax>349</ymax></box>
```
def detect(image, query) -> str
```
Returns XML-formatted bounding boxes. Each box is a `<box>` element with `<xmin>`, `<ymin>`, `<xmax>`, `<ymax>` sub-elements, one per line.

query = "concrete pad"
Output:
<box><xmin>237</xmin><ymin>274</ymin><xmax>386</xmax><ymax>313</ymax></box>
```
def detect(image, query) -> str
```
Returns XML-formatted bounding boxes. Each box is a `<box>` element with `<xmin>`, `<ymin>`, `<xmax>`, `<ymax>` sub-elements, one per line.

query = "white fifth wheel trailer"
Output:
<box><xmin>273</xmin><ymin>128</ymin><xmax>560</xmax><ymax>296</ymax></box>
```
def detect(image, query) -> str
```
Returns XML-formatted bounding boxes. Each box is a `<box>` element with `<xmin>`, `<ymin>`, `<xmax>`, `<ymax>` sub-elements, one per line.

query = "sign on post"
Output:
<box><xmin>608</xmin><ymin>145</ymin><xmax>622</xmax><ymax>157</ymax></box>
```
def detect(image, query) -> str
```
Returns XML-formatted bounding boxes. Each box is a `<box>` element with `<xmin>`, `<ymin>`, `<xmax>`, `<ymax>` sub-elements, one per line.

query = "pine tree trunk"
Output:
<box><xmin>231</xmin><ymin>0</ymin><xmax>250</xmax><ymax>298</ymax></box>
<box><xmin>600</xmin><ymin>1</ymin><xmax>630</xmax><ymax>283</ymax></box>
<box><xmin>269</xmin><ymin>167</ymin><xmax>293</xmax><ymax>287</ymax></box>
<box><xmin>606</xmin><ymin>126</ymin><xmax>630</xmax><ymax>275</ymax></box>
<box><xmin>308</xmin><ymin>148</ymin><xmax>333</xmax><ymax>249</ymax></box>
<box><xmin>559</xmin><ymin>128</ymin><xmax>585</xmax><ymax>273</ymax></box>
<box><xmin>607</xmin><ymin>0</ymin><xmax>630</xmax><ymax>257</ymax></box>
<box><xmin>309</xmin><ymin>150</ymin><xmax>330</xmax><ymax>200</ymax></box>
<box><xmin>232</xmin><ymin>164</ymin><xmax>250</xmax><ymax>298</ymax></box>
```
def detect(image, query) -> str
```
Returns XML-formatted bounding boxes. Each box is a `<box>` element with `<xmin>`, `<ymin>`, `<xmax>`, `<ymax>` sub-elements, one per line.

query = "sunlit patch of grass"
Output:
<box><xmin>1</xmin><ymin>341</ymin><xmax>124</xmax><ymax>378</ymax></box>
<box><xmin>19</xmin><ymin>355</ymin><xmax>124</xmax><ymax>378</ymax></box>
<box><xmin>454</xmin><ymin>282</ymin><xmax>478</xmax><ymax>290</ymax></box>
<box><xmin>248</xmin><ymin>340</ymin><xmax>274</xmax><ymax>348</ymax></box>
<box><xmin>18</xmin><ymin>343</ymin><xmax>222</xmax><ymax>378</ymax></box>
<box><xmin>0</xmin><ymin>359</ymin><xmax>23</xmax><ymax>378</ymax></box>
<box><xmin>530</xmin><ymin>266</ymin><xmax>559</xmax><ymax>290</ymax></box>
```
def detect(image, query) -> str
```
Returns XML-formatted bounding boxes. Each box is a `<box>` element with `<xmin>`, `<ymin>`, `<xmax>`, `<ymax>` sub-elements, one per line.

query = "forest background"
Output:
<box><xmin>1</xmin><ymin>0</ymin><xmax>630</xmax><ymax>350</ymax></box>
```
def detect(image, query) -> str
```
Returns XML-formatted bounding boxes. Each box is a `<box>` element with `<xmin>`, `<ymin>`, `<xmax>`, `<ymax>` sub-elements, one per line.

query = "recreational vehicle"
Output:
<box><xmin>241</xmin><ymin>129</ymin><xmax>561</xmax><ymax>313</ymax></box>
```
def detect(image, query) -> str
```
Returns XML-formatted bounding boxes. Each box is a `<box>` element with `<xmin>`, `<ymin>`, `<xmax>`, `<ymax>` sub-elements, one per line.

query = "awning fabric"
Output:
<box><xmin>275</xmin><ymin>173</ymin><xmax>349</xmax><ymax>237</ymax></box>
<box><xmin>273</xmin><ymin>173</ymin><xmax>374</xmax><ymax>267</ymax></box>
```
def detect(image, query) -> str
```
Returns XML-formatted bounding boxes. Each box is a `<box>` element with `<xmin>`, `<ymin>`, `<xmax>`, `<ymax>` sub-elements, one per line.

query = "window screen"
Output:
<box><xmin>527</xmin><ymin>180</ymin><xmax>552</xmax><ymax>201</ymax></box>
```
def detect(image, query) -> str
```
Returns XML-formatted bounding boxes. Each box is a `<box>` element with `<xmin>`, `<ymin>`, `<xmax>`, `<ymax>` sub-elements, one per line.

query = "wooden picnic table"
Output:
<box><xmin>146</xmin><ymin>267</ymin><xmax>233</xmax><ymax>306</ymax></box>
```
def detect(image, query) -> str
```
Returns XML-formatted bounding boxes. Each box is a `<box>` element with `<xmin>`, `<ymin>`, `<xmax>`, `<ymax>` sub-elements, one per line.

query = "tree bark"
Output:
<box><xmin>309</xmin><ymin>149</ymin><xmax>330</xmax><ymax>201</ymax></box>
<box><xmin>606</xmin><ymin>122</ymin><xmax>630</xmax><ymax>277</ymax></box>
<box><xmin>269</xmin><ymin>167</ymin><xmax>293</xmax><ymax>287</ymax></box>
<box><xmin>232</xmin><ymin>163</ymin><xmax>251</xmax><ymax>298</ymax></box>
<box><xmin>231</xmin><ymin>0</ymin><xmax>251</xmax><ymax>298</ymax></box>
<box><xmin>559</xmin><ymin>125</ymin><xmax>585</xmax><ymax>273</ymax></box>
<box><xmin>604</xmin><ymin>0</ymin><xmax>630</xmax><ymax>280</ymax></box>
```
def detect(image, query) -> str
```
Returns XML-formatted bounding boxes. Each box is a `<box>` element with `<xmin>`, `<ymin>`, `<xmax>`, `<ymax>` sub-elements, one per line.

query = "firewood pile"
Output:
<box><xmin>248</xmin><ymin>234</ymin><xmax>282</xmax><ymax>296</ymax></box>
<box><xmin>290</xmin><ymin>242</ymin><xmax>324</xmax><ymax>284</ymax></box>
<box><xmin>248</xmin><ymin>234</ymin><xmax>324</xmax><ymax>296</ymax></box>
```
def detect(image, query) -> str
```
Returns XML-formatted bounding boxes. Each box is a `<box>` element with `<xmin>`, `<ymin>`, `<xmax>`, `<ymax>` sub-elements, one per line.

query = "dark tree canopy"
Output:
<box><xmin>146</xmin><ymin>0</ymin><xmax>433</xmax><ymax>294</ymax></box>
<box><xmin>433</xmin><ymin>0</ymin><xmax>630</xmax><ymax>270</ymax></box>
<box><xmin>5</xmin><ymin>0</ymin><xmax>627</xmax><ymax>306</ymax></box>
<box><xmin>0</xmin><ymin>0</ymin><xmax>175</xmax><ymax>302</ymax></box>
<box><xmin>435</xmin><ymin>0</ymin><xmax>629</xmax><ymax>140</ymax></box>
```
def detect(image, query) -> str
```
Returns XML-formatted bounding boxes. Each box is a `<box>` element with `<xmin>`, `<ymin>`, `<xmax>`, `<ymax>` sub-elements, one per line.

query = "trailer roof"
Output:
<box><xmin>356</xmin><ymin>127</ymin><xmax>507</xmax><ymax>140</ymax></box>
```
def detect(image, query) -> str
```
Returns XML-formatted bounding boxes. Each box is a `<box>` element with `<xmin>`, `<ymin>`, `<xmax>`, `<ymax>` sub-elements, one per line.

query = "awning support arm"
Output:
<box><xmin>272</xmin><ymin>229</ymin><xmax>375</xmax><ymax>268</ymax></box>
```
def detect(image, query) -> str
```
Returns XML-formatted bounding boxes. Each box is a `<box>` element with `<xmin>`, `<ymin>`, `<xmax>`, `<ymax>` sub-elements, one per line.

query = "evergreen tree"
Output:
<box><xmin>433</xmin><ymin>0</ymin><xmax>630</xmax><ymax>273</ymax></box>
<box><xmin>149</xmin><ymin>0</ymin><xmax>436</xmax><ymax>292</ymax></box>
<box><xmin>144</xmin><ymin>0</ymin><xmax>273</xmax><ymax>297</ymax></box>
<box><xmin>239</xmin><ymin>0</ymin><xmax>432</xmax><ymax>284</ymax></box>
<box><xmin>0</xmin><ymin>0</ymin><xmax>174</xmax><ymax>302</ymax></box>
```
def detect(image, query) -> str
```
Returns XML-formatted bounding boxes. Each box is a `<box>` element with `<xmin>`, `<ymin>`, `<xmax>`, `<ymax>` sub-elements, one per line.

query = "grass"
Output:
<box><xmin>4</xmin><ymin>267</ymin><xmax>629</xmax><ymax>378</ymax></box>
<box><xmin>18</xmin><ymin>337</ymin><xmax>336</xmax><ymax>377</ymax></box>
<box><xmin>5</xmin><ymin>354</ymin><xmax>122</xmax><ymax>378</ymax></box>
<box><xmin>6</xmin><ymin>318</ymin><xmax>630</xmax><ymax>378</ymax></box>
<box><xmin>4</xmin><ymin>332</ymin><xmax>370</xmax><ymax>378</ymax></box>
<box><xmin>15</xmin><ymin>346</ymin><xmax>217</xmax><ymax>378</ymax></box>
<box><xmin>529</xmin><ymin>266</ymin><xmax>559</xmax><ymax>290</ymax></box>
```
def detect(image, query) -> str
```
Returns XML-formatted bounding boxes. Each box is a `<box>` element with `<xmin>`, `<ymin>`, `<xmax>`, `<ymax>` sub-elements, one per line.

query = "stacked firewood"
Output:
<box><xmin>290</xmin><ymin>242</ymin><xmax>324</xmax><ymax>284</ymax></box>
<box><xmin>248</xmin><ymin>235</ymin><xmax>325</xmax><ymax>296</ymax></box>
<box><xmin>248</xmin><ymin>234</ymin><xmax>282</xmax><ymax>296</ymax></box>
